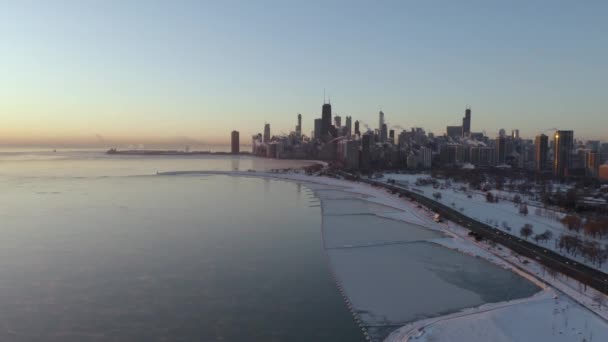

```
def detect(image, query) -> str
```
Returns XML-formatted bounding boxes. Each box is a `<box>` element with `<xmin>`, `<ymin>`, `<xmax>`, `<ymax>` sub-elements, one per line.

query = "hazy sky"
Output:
<box><xmin>1</xmin><ymin>0</ymin><xmax>607</xmax><ymax>147</ymax></box>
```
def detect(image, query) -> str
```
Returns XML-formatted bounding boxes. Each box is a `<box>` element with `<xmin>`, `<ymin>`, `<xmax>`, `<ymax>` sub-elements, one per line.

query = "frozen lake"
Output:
<box><xmin>316</xmin><ymin>195</ymin><xmax>540</xmax><ymax>341</ymax></box>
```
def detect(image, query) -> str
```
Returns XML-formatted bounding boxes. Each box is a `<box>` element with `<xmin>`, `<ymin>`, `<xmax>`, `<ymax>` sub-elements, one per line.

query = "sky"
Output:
<box><xmin>1</xmin><ymin>0</ymin><xmax>607</xmax><ymax>147</ymax></box>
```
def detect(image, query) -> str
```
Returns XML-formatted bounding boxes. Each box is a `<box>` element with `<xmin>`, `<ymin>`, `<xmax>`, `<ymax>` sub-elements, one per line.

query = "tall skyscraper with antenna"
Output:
<box><xmin>321</xmin><ymin>95</ymin><xmax>332</xmax><ymax>141</ymax></box>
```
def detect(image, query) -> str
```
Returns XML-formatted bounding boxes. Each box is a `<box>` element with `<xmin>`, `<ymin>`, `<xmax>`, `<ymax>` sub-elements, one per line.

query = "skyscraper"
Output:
<box><xmin>380</xmin><ymin>124</ymin><xmax>388</xmax><ymax>143</ymax></box>
<box><xmin>314</xmin><ymin>118</ymin><xmax>323</xmax><ymax>140</ymax></box>
<box><xmin>462</xmin><ymin>106</ymin><xmax>471</xmax><ymax>136</ymax></box>
<box><xmin>496</xmin><ymin>136</ymin><xmax>506</xmax><ymax>164</ymax></box>
<box><xmin>231</xmin><ymin>131</ymin><xmax>240</xmax><ymax>154</ymax></box>
<box><xmin>535</xmin><ymin>134</ymin><xmax>548</xmax><ymax>172</ymax></box>
<box><xmin>378</xmin><ymin>111</ymin><xmax>385</xmax><ymax>132</ymax></box>
<box><xmin>263</xmin><ymin>123</ymin><xmax>271</xmax><ymax>143</ymax></box>
<box><xmin>334</xmin><ymin>115</ymin><xmax>341</xmax><ymax>128</ymax></box>
<box><xmin>361</xmin><ymin>133</ymin><xmax>372</xmax><ymax>171</ymax></box>
<box><xmin>512</xmin><ymin>129</ymin><xmax>520</xmax><ymax>139</ymax></box>
<box><xmin>553</xmin><ymin>130</ymin><xmax>574</xmax><ymax>178</ymax></box>
<box><xmin>345</xmin><ymin>116</ymin><xmax>352</xmax><ymax>137</ymax></box>
<box><xmin>296</xmin><ymin>113</ymin><xmax>302</xmax><ymax>136</ymax></box>
<box><xmin>321</xmin><ymin>101</ymin><xmax>332</xmax><ymax>141</ymax></box>
<box><xmin>354</xmin><ymin>120</ymin><xmax>360</xmax><ymax>136</ymax></box>
<box><xmin>447</xmin><ymin>126</ymin><xmax>463</xmax><ymax>139</ymax></box>
<box><xmin>586</xmin><ymin>151</ymin><xmax>600</xmax><ymax>178</ymax></box>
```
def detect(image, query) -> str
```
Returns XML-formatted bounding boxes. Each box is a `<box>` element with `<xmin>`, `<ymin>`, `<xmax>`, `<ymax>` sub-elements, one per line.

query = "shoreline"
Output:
<box><xmin>157</xmin><ymin>170</ymin><xmax>608</xmax><ymax>341</ymax></box>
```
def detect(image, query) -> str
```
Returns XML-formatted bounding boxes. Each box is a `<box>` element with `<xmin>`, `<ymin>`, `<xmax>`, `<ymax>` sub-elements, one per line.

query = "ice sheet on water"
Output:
<box><xmin>322</xmin><ymin>198</ymin><xmax>401</xmax><ymax>215</ymax></box>
<box><xmin>313</xmin><ymin>189</ymin><xmax>371</xmax><ymax>200</ymax></box>
<box><xmin>323</xmin><ymin>215</ymin><xmax>442</xmax><ymax>249</ymax></box>
<box><xmin>327</xmin><ymin>242</ymin><xmax>539</xmax><ymax>327</ymax></box>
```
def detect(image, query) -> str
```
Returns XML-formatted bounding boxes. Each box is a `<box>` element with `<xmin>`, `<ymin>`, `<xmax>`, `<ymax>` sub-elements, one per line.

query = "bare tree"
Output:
<box><xmin>520</xmin><ymin>224</ymin><xmax>534</xmax><ymax>240</ymax></box>
<box><xmin>519</xmin><ymin>203</ymin><xmax>529</xmax><ymax>216</ymax></box>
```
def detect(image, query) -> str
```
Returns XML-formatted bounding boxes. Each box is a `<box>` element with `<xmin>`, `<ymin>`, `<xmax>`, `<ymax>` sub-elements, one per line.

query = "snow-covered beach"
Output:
<box><xmin>160</xmin><ymin>170</ymin><xmax>608</xmax><ymax>342</ymax></box>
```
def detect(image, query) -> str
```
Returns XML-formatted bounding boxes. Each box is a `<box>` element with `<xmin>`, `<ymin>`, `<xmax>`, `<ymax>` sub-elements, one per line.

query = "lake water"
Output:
<box><xmin>0</xmin><ymin>150</ymin><xmax>539</xmax><ymax>342</ymax></box>
<box><xmin>0</xmin><ymin>151</ymin><xmax>363</xmax><ymax>341</ymax></box>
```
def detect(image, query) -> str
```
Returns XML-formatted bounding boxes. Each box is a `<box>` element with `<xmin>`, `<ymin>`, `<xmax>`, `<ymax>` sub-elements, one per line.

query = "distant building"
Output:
<box><xmin>337</xmin><ymin>139</ymin><xmax>359</xmax><ymax>169</ymax></box>
<box><xmin>296</xmin><ymin>113</ymin><xmax>302</xmax><ymax>136</ymax></box>
<box><xmin>599</xmin><ymin>163</ymin><xmax>608</xmax><ymax>182</ymax></box>
<box><xmin>360</xmin><ymin>134</ymin><xmax>372</xmax><ymax>171</ymax></box>
<box><xmin>419</xmin><ymin>146</ymin><xmax>432</xmax><ymax>168</ymax></box>
<box><xmin>263</xmin><ymin>123</ymin><xmax>271</xmax><ymax>143</ymax></box>
<box><xmin>470</xmin><ymin>146</ymin><xmax>496</xmax><ymax>166</ymax></box>
<box><xmin>334</xmin><ymin>115</ymin><xmax>342</xmax><ymax>128</ymax></box>
<box><xmin>496</xmin><ymin>136</ymin><xmax>507</xmax><ymax>165</ymax></box>
<box><xmin>380</xmin><ymin>124</ymin><xmax>388</xmax><ymax>143</ymax></box>
<box><xmin>231</xmin><ymin>131</ymin><xmax>239</xmax><ymax>154</ymax></box>
<box><xmin>586</xmin><ymin>151</ymin><xmax>600</xmax><ymax>178</ymax></box>
<box><xmin>553</xmin><ymin>130</ymin><xmax>574</xmax><ymax>178</ymax></box>
<box><xmin>446</xmin><ymin>126</ymin><xmax>463</xmax><ymax>139</ymax></box>
<box><xmin>462</xmin><ymin>106</ymin><xmax>471</xmax><ymax>136</ymax></box>
<box><xmin>587</xmin><ymin>140</ymin><xmax>601</xmax><ymax>152</ymax></box>
<box><xmin>406</xmin><ymin>153</ymin><xmax>418</xmax><ymax>169</ymax></box>
<box><xmin>345</xmin><ymin>116</ymin><xmax>352</xmax><ymax>137</ymax></box>
<box><xmin>354</xmin><ymin>120</ymin><xmax>360</xmax><ymax>136</ymax></box>
<box><xmin>512</xmin><ymin>129</ymin><xmax>520</xmax><ymax>139</ymax></box>
<box><xmin>440</xmin><ymin>144</ymin><xmax>464</xmax><ymax>165</ymax></box>
<box><xmin>389</xmin><ymin>129</ymin><xmax>395</xmax><ymax>144</ymax></box>
<box><xmin>314</xmin><ymin>119</ymin><xmax>323</xmax><ymax>141</ymax></box>
<box><xmin>535</xmin><ymin>134</ymin><xmax>549</xmax><ymax>172</ymax></box>
<box><xmin>322</xmin><ymin>102</ymin><xmax>332</xmax><ymax>141</ymax></box>
<box><xmin>378</xmin><ymin>111</ymin><xmax>385</xmax><ymax>132</ymax></box>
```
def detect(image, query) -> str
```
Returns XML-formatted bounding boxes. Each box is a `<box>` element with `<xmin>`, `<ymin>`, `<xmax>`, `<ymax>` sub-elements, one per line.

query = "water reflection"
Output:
<box><xmin>0</xmin><ymin>175</ymin><xmax>364</xmax><ymax>342</ymax></box>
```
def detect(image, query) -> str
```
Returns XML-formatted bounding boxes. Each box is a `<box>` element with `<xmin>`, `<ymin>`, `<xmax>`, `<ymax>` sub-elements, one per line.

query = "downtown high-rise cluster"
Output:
<box><xmin>234</xmin><ymin>99</ymin><xmax>608</xmax><ymax>181</ymax></box>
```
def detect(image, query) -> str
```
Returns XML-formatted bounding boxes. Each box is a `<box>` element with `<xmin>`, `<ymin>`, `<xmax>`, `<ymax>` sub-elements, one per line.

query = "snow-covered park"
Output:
<box><xmin>384</xmin><ymin>173</ymin><xmax>608</xmax><ymax>273</ymax></box>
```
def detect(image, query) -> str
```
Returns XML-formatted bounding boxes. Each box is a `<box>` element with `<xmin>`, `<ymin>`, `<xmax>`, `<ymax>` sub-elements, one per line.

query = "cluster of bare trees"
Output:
<box><xmin>486</xmin><ymin>192</ymin><xmax>499</xmax><ymax>203</ymax></box>
<box><xmin>533</xmin><ymin>229</ymin><xmax>553</xmax><ymax>244</ymax></box>
<box><xmin>415</xmin><ymin>177</ymin><xmax>439</xmax><ymax>187</ymax></box>
<box><xmin>560</xmin><ymin>215</ymin><xmax>608</xmax><ymax>239</ymax></box>
<box><xmin>534</xmin><ymin>207</ymin><xmax>561</xmax><ymax>221</ymax></box>
<box><xmin>557</xmin><ymin>235</ymin><xmax>608</xmax><ymax>268</ymax></box>
<box><xmin>581</xmin><ymin>217</ymin><xmax>608</xmax><ymax>239</ymax></box>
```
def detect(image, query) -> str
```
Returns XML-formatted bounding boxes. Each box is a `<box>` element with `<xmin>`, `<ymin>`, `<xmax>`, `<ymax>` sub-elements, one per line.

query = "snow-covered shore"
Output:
<box><xmin>159</xmin><ymin>170</ymin><xmax>608</xmax><ymax>341</ymax></box>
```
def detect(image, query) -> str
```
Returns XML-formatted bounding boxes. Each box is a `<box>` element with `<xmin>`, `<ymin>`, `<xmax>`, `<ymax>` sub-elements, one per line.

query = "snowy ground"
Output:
<box><xmin>384</xmin><ymin>173</ymin><xmax>608</xmax><ymax>273</ymax></box>
<box><xmin>388</xmin><ymin>289</ymin><xmax>608</xmax><ymax>342</ymax></box>
<box><xmin>160</xmin><ymin>170</ymin><xmax>608</xmax><ymax>342</ymax></box>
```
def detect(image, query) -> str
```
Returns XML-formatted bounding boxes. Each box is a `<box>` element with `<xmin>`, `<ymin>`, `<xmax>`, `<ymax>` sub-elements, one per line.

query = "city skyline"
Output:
<box><xmin>2</xmin><ymin>1</ymin><xmax>608</xmax><ymax>147</ymax></box>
